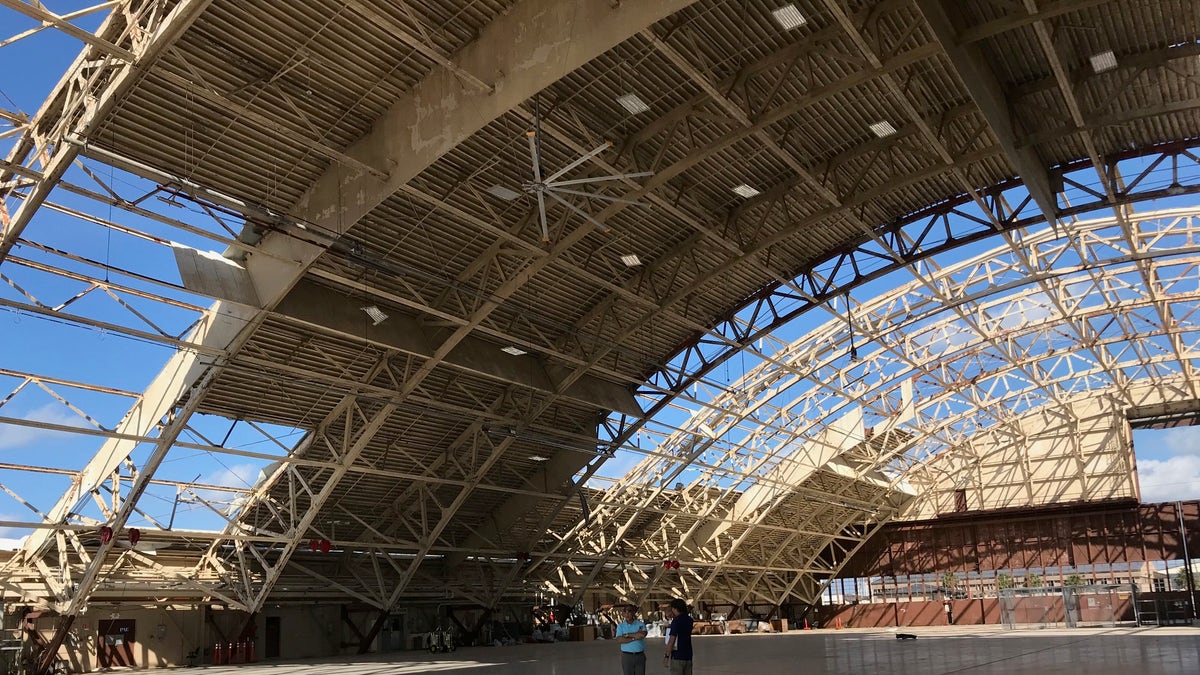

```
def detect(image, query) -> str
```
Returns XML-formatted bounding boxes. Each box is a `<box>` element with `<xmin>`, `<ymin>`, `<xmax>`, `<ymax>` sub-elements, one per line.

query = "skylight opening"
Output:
<box><xmin>772</xmin><ymin>4</ymin><xmax>807</xmax><ymax>30</ymax></box>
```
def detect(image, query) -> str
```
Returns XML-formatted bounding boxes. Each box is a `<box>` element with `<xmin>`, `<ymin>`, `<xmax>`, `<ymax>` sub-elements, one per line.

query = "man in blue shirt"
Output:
<box><xmin>662</xmin><ymin>598</ymin><xmax>694</xmax><ymax>675</ymax></box>
<box><xmin>615</xmin><ymin>606</ymin><xmax>647</xmax><ymax>675</ymax></box>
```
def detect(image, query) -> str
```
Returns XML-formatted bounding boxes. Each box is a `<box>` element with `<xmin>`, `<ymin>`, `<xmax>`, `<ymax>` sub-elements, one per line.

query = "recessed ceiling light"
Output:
<box><xmin>772</xmin><ymin>4</ymin><xmax>807</xmax><ymax>30</ymax></box>
<box><xmin>621</xmin><ymin>254</ymin><xmax>642</xmax><ymax>267</ymax></box>
<box><xmin>501</xmin><ymin>345</ymin><xmax>528</xmax><ymax>356</ymax></box>
<box><xmin>869</xmin><ymin>121</ymin><xmax>898</xmax><ymax>138</ymax></box>
<box><xmin>529</xmin><ymin>454</ymin><xmax>550</xmax><ymax>462</ymax></box>
<box><xmin>1089</xmin><ymin>50</ymin><xmax>1117</xmax><ymax>73</ymax></box>
<box><xmin>487</xmin><ymin>184</ymin><xmax>521</xmax><ymax>201</ymax></box>
<box><xmin>616</xmin><ymin>93</ymin><xmax>650</xmax><ymax>115</ymax></box>
<box><xmin>361</xmin><ymin>305</ymin><xmax>388</xmax><ymax>325</ymax></box>
<box><xmin>732</xmin><ymin>184</ymin><xmax>761</xmax><ymax>198</ymax></box>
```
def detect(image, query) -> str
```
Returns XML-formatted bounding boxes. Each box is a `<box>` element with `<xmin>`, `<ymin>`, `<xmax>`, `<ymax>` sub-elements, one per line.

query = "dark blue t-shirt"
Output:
<box><xmin>669</xmin><ymin>614</ymin><xmax>694</xmax><ymax>661</ymax></box>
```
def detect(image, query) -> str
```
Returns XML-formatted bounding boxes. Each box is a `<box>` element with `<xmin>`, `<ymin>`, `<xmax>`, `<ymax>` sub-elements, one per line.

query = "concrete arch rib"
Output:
<box><xmin>535</xmin><ymin>206</ymin><xmax>1200</xmax><ymax>604</ymax></box>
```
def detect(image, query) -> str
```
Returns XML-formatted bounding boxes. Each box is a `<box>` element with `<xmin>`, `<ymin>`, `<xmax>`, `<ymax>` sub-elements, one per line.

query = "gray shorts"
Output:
<box><xmin>621</xmin><ymin>651</ymin><xmax>646</xmax><ymax>675</ymax></box>
<box><xmin>669</xmin><ymin>658</ymin><xmax>692</xmax><ymax>675</ymax></box>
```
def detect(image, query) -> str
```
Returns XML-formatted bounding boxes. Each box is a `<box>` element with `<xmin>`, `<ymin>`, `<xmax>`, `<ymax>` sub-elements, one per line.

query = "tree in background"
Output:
<box><xmin>1172</xmin><ymin>569</ymin><xmax>1200</xmax><ymax>590</ymax></box>
<box><xmin>1064</xmin><ymin>574</ymin><xmax>1086</xmax><ymax>587</ymax></box>
<box><xmin>940</xmin><ymin>572</ymin><xmax>960</xmax><ymax>596</ymax></box>
<box><xmin>1024</xmin><ymin>572</ymin><xmax>1043</xmax><ymax>588</ymax></box>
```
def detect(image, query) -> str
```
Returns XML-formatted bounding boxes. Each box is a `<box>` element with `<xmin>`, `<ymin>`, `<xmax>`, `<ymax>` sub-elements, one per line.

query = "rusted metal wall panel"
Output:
<box><xmin>842</xmin><ymin>499</ymin><xmax>1200</xmax><ymax>578</ymax></box>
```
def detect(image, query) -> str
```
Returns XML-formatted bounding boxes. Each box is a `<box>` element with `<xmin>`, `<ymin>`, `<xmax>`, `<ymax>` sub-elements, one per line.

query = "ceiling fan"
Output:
<box><xmin>520</xmin><ymin>97</ymin><xmax>654</xmax><ymax>242</ymax></box>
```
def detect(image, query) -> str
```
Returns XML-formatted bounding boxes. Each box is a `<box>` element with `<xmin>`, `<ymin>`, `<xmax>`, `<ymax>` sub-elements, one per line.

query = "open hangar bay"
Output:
<box><xmin>3</xmin><ymin>0</ymin><xmax>1200</xmax><ymax>673</ymax></box>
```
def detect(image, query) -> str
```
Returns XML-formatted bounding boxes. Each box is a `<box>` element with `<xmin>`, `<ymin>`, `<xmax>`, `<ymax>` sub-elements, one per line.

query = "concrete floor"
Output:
<box><xmin>186</xmin><ymin>626</ymin><xmax>1200</xmax><ymax>675</ymax></box>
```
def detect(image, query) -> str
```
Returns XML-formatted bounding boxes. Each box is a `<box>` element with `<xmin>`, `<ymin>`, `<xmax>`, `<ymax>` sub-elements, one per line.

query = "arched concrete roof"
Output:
<box><xmin>1</xmin><ymin>0</ymin><xmax>1199</xmax><ymax>615</ymax></box>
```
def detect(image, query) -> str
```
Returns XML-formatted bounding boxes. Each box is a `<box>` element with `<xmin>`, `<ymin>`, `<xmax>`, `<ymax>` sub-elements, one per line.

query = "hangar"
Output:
<box><xmin>2</xmin><ymin>0</ymin><xmax>1200</xmax><ymax>672</ymax></box>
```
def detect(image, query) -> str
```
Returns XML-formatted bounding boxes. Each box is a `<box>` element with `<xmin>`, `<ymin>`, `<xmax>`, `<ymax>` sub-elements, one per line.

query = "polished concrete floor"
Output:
<box><xmin>189</xmin><ymin>626</ymin><xmax>1200</xmax><ymax>674</ymax></box>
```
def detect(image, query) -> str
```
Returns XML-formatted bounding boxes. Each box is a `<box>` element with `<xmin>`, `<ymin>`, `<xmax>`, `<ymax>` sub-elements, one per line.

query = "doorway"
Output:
<box><xmin>265</xmin><ymin>616</ymin><xmax>281</xmax><ymax>659</ymax></box>
<box><xmin>381</xmin><ymin>613</ymin><xmax>406</xmax><ymax>652</ymax></box>
<box><xmin>97</xmin><ymin>619</ymin><xmax>136</xmax><ymax>668</ymax></box>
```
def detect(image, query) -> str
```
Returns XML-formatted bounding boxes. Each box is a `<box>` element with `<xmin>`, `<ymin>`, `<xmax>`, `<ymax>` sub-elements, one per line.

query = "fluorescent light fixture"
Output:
<box><xmin>1090</xmin><ymin>50</ymin><xmax>1117</xmax><ymax>73</ymax></box>
<box><xmin>501</xmin><ymin>345</ymin><xmax>528</xmax><ymax>356</ymax></box>
<box><xmin>869</xmin><ymin>121</ymin><xmax>898</xmax><ymax>138</ymax></box>
<box><xmin>698</xmin><ymin>423</ymin><xmax>717</xmax><ymax>439</ymax></box>
<box><xmin>772</xmin><ymin>4</ymin><xmax>807</xmax><ymax>30</ymax></box>
<box><xmin>487</xmin><ymin>184</ymin><xmax>521</xmax><ymax>201</ymax></box>
<box><xmin>732</xmin><ymin>184</ymin><xmax>761</xmax><ymax>198</ymax></box>
<box><xmin>616</xmin><ymin>93</ymin><xmax>650</xmax><ymax>115</ymax></box>
<box><xmin>621</xmin><ymin>253</ymin><xmax>642</xmax><ymax>267</ymax></box>
<box><xmin>361</xmin><ymin>305</ymin><xmax>388</xmax><ymax>325</ymax></box>
<box><xmin>529</xmin><ymin>454</ymin><xmax>550</xmax><ymax>462</ymax></box>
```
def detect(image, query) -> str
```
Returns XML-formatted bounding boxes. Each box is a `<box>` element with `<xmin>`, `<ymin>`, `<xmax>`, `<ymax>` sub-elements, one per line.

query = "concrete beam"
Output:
<box><xmin>274</xmin><ymin>279</ymin><xmax>642</xmax><ymax>418</ymax></box>
<box><xmin>916</xmin><ymin>0</ymin><xmax>1060</xmax><ymax>227</ymax></box>
<box><xmin>251</xmin><ymin>0</ymin><xmax>704</xmax><ymax>310</ymax></box>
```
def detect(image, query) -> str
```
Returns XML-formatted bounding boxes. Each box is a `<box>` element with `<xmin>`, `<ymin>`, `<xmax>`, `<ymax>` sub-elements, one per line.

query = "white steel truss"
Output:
<box><xmin>527</xmin><ymin>206</ymin><xmax>1200</xmax><ymax>607</ymax></box>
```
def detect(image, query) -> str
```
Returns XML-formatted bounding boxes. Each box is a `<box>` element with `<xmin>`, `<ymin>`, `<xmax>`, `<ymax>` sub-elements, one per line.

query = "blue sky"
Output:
<box><xmin>1133</xmin><ymin>427</ymin><xmax>1200</xmax><ymax>503</ymax></box>
<box><xmin>3</xmin><ymin>4</ymin><xmax>1200</xmax><ymax>552</ymax></box>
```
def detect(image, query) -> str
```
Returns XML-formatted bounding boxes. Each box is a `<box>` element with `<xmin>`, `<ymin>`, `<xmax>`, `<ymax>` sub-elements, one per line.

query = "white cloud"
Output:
<box><xmin>188</xmin><ymin>463</ymin><xmax>262</xmax><ymax>508</ymax></box>
<box><xmin>0</xmin><ymin>535</ymin><xmax>28</xmax><ymax>550</ymax></box>
<box><xmin>1138</xmin><ymin>454</ymin><xmax>1200</xmax><ymax>503</ymax></box>
<box><xmin>1157</xmin><ymin>426</ymin><xmax>1200</xmax><ymax>455</ymax></box>
<box><xmin>0</xmin><ymin>402</ymin><xmax>89</xmax><ymax>450</ymax></box>
<box><xmin>202</xmin><ymin>463</ymin><xmax>261</xmax><ymax>489</ymax></box>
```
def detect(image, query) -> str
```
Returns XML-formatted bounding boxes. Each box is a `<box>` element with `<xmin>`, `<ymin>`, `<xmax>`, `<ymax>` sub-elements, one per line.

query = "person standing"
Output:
<box><xmin>662</xmin><ymin>599</ymin><xmax>694</xmax><ymax>675</ymax></box>
<box><xmin>615</xmin><ymin>606</ymin><xmax>647</xmax><ymax>675</ymax></box>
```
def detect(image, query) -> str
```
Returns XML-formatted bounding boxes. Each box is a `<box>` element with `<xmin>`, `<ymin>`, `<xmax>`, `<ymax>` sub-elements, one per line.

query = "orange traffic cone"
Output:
<box><xmin>803</xmin><ymin>619</ymin><xmax>811</xmax><ymax>630</ymax></box>
<box><xmin>835</xmin><ymin>618</ymin><xmax>842</xmax><ymax>630</ymax></box>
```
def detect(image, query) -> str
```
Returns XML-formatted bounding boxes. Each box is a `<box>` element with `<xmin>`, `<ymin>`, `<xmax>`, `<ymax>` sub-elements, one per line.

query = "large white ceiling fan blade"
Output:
<box><xmin>546</xmin><ymin>190</ymin><xmax>611</xmax><ymax>234</ymax></box>
<box><xmin>543</xmin><ymin>141</ymin><xmax>611</xmax><ymax>184</ymax></box>
<box><xmin>526</xmin><ymin>130</ymin><xmax>544</xmax><ymax>183</ymax></box>
<box><xmin>536</xmin><ymin>190</ymin><xmax>549</xmax><ymax>242</ymax></box>
<box><xmin>526</xmin><ymin>129</ymin><xmax>550</xmax><ymax>241</ymax></box>
<box><xmin>547</xmin><ymin>186</ymin><xmax>646</xmax><ymax>206</ymax></box>
<box><xmin>547</xmin><ymin>172</ymin><xmax>654</xmax><ymax>188</ymax></box>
